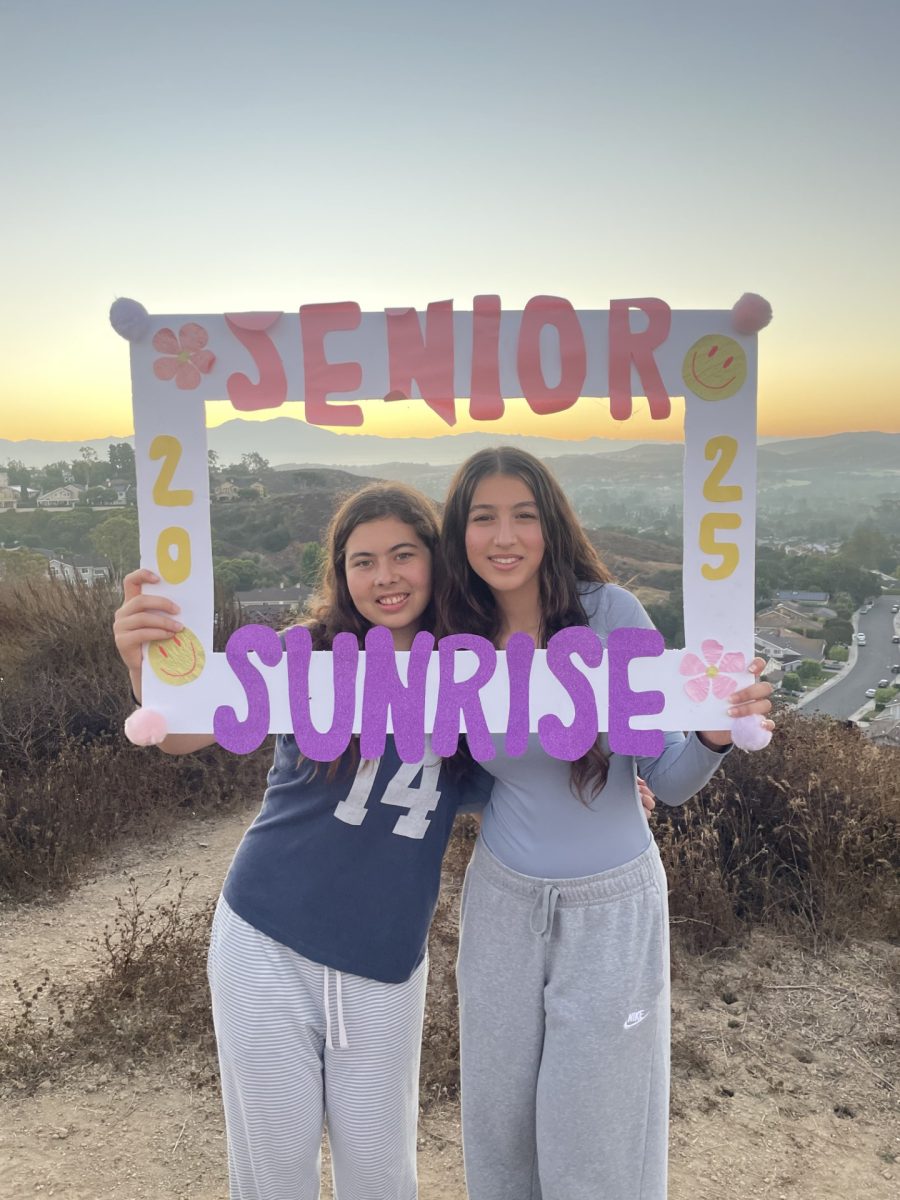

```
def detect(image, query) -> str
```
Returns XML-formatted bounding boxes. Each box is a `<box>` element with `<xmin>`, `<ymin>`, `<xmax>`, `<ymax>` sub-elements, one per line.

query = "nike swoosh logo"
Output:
<box><xmin>624</xmin><ymin>1009</ymin><xmax>649</xmax><ymax>1029</ymax></box>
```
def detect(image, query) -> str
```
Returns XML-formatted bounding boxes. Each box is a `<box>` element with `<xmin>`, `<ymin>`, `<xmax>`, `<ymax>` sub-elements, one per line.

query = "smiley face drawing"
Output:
<box><xmin>147</xmin><ymin>626</ymin><xmax>206</xmax><ymax>686</ymax></box>
<box><xmin>682</xmin><ymin>334</ymin><xmax>747</xmax><ymax>401</ymax></box>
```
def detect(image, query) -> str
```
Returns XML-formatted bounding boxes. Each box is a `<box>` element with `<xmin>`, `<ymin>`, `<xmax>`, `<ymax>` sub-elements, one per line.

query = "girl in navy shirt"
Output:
<box><xmin>114</xmin><ymin>482</ymin><xmax>490</xmax><ymax>1200</ymax></box>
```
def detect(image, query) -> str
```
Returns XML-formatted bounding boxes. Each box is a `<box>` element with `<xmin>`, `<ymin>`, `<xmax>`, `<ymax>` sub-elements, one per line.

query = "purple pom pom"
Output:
<box><xmin>124</xmin><ymin>707</ymin><xmax>168</xmax><ymax>746</ymax></box>
<box><xmin>110</xmin><ymin>297</ymin><xmax>150</xmax><ymax>342</ymax></box>
<box><xmin>730</xmin><ymin>714</ymin><xmax>772</xmax><ymax>751</ymax></box>
<box><xmin>731</xmin><ymin>293</ymin><xmax>773</xmax><ymax>335</ymax></box>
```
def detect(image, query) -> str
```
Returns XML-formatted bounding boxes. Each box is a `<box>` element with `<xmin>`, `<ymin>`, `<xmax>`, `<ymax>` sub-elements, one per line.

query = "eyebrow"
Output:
<box><xmin>347</xmin><ymin>541</ymin><xmax>419</xmax><ymax>561</ymax></box>
<box><xmin>469</xmin><ymin>501</ymin><xmax>539</xmax><ymax>512</ymax></box>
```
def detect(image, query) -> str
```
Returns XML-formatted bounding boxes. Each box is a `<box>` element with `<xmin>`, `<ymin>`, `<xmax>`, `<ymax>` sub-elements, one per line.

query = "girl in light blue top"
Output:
<box><xmin>437</xmin><ymin>447</ymin><xmax>773</xmax><ymax>1200</ymax></box>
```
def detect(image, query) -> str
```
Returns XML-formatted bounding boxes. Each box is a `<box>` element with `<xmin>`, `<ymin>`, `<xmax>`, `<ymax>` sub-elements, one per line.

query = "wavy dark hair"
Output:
<box><xmin>300</xmin><ymin>481</ymin><xmax>440</xmax><ymax>778</ymax></box>
<box><xmin>436</xmin><ymin>447</ymin><xmax>614</xmax><ymax>798</ymax></box>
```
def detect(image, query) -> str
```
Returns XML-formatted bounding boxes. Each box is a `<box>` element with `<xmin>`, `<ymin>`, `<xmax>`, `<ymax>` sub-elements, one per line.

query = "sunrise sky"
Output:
<box><xmin>2</xmin><ymin>0</ymin><xmax>898</xmax><ymax>448</ymax></box>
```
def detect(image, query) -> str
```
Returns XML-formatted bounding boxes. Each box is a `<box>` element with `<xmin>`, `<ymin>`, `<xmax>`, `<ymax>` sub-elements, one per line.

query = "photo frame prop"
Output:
<box><xmin>112</xmin><ymin>293</ymin><xmax>772</xmax><ymax>760</ymax></box>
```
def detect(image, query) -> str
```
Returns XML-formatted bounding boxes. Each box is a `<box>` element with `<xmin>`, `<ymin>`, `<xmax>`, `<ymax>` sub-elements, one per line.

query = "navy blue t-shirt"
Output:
<box><xmin>223</xmin><ymin>735</ymin><xmax>491</xmax><ymax>983</ymax></box>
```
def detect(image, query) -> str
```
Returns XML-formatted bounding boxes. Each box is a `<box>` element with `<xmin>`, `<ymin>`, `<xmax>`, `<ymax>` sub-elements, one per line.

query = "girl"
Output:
<box><xmin>113</xmin><ymin>482</ymin><xmax>492</xmax><ymax>1200</ymax></box>
<box><xmin>437</xmin><ymin>447</ymin><xmax>774</xmax><ymax>1200</ymax></box>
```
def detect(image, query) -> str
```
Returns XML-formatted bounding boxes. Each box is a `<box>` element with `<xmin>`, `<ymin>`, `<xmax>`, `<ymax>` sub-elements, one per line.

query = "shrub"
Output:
<box><xmin>0</xmin><ymin>577</ymin><xmax>269</xmax><ymax>899</ymax></box>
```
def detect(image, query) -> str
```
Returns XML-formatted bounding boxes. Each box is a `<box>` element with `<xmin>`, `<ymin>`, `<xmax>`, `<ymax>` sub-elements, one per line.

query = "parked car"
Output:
<box><xmin>878</xmin><ymin>679</ymin><xmax>890</xmax><ymax>688</ymax></box>
<box><xmin>893</xmin><ymin>634</ymin><xmax>900</xmax><ymax>644</ymax></box>
<box><xmin>865</xmin><ymin>688</ymin><xmax>877</xmax><ymax>698</ymax></box>
<box><xmin>892</xmin><ymin>604</ymin><xmax>899</xmax><ymax>613</ymax></box>
<box><xmin>891</xmin><ymin>664</ymin><xmax>900</xmax><ymax>674</ymax></box>
<box><xmin>856</xmin><ymin>632</ymin><xmax>867</xmax><ymax>645</ymax></box>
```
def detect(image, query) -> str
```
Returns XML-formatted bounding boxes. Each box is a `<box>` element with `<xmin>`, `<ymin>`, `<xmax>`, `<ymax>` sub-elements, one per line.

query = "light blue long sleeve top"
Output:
<box><xmin>478</xmin><ymin>583</ymin><xmax>731</xmax><ymax>878</ymax></box>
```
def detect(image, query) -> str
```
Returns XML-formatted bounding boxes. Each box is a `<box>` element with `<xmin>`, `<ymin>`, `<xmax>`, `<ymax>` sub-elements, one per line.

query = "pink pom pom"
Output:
<box><xmin>730</xmin><ymin>714</ymin><xmax>772</xmax><ymax>751</ymax></box>
<box><xmin>124</xmin><ymin>707</ymin><xmax>168</xmax><ymax>746</ymax></box>
<box><xmin>730</xmin><ymin>293</ymin><xmax>773</xmax><ymax>335</ymax></box>
<box><xmin>110</xmin><ymin>297</ymin><xmax>150</xmax><ymax>342</ymax></box>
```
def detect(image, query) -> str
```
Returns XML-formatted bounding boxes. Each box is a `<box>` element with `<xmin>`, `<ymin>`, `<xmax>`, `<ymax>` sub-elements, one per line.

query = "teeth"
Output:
<box><xmin>377</xmin><ymin>594</ymin><xmax>408</xmax><ymax>606</ymax></box>
<box><xmin>490</xmin><ymin>557</ymin><xmax>520</xmax><ymax>565</ymax></box>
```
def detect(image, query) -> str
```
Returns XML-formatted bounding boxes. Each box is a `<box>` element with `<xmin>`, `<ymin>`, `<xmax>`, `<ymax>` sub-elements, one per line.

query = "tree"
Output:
<box><xmin>90</xmin><ymin>512</ymin><xmax>139</xmax><ymax>581</ymax></box>
<box><xmin>796</xmin><ymin>659</ymin><xmax>824</xmax><ymax>684</ymax></box>
<box><xmin>841</xmin><ymin>523</ymin><xmax>892</xmax><ymax>571</ymax></box>
<box><xmin>4</xmin><ymin>458</ymin><xmax>33</xmax><ymax>491</ymax></box>
<box><xmin>214</xmin><ymin>556</ymin><xmax>278</xmax><ymax>594</ymax></box>
<box><xmin>208</xmin><ymin>449</ymin><xmax>221</xmax><ymax>476</ymax></box>
<box><xmin>240</xmin><ymin>451</ymin><xmax>270</xmax><ymax>475</ymax></box>
<box><xmin>107</xmin><ymin>442</ymin><xmax>135</xmax><ymax>482</ymax></box>
<box><xmin>782</xmin><ymin>671</ymin><xmax>802</xmax><ymax>693</ymax></box>
<box><xmin>827</xmin><ymin>645</ymin><xmax>848</xmax><ymax>662</ymax></box>
<box><xmin>78</xmin><ymin>446</ymin><xmax>99</xmax><ymax>487</ymax></box>
<box><xmin>39</xmin><ymin>461</ymin><xmax>71</xmax><ymax>490</ymax></box>
<box><xmin>822</xmin><ymin>619</ymin><xmax>854</xmax><ymax>646</ymax></box>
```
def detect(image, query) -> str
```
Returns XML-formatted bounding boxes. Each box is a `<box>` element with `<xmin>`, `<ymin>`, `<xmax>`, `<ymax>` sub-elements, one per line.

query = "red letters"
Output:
<box><xmin>517</xmin><ymin>296</ymin><xmax>587</xmax><ymax>415</ymax></box>
<box><xmin>300</xmin><ymin>302</ymin><xmax>364</xmax><ymax>427</ymax></box>
<box><xmin>469</xmin><ymin>294</ymin><xmax>504</xmax><ymax>420</ymax></box>
<box><xmin>225</xmin><ymin>313</ymin><xmax>287</xmax><ymax>412</ymax></box>
<box><xmin>386</xmin><ymin>300</ymin><xmax>457</xmax><ymax>426</ymax></box>
<box><xmin>608</xmin><ymin>298</ymin><xmax>672</xmax><ymax>420</ymax></box>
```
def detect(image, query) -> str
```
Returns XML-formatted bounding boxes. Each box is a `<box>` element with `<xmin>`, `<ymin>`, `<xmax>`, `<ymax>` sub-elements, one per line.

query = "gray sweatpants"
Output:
<box><xmin>457</xmin><ymin>836</ymin><xmax>671</xmax><ymax>1200</ymax></box>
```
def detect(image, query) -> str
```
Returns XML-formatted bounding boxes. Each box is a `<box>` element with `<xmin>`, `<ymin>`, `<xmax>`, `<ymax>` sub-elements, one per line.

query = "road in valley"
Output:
<box><xmin>801</xmin><ymin>593</ymin><xmax>900</xmax><ymax>719</ymax></box>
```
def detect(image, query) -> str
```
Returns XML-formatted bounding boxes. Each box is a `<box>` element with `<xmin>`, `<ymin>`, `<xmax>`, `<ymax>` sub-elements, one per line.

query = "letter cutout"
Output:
<box><xmin>517</xmin><ymin>296</ymin><xmax>587</xmax><ymax>415</ymax></box>
<box><xmin>504</xmin><ymin>631</ymin><xmax>535</xmax><ymax>757</ymax></box>
<box><xmin>360</xmin><ymin>626</ymin><xmax>433</xmax><ymax>762</ymax></box>
<box><xmin>300</xmin><ymin>302</ymin><xmax>364</xmax><ymax>426</ymax></box>
<box><xmin>432</xmin><ymin>635</ymin><xmax>497</xmax><ymax>760</ymax></box>
<box><xmin>608</xmin><ymin>298</ymin><xmax>672</xmax><ymax>420</ymax></box>
<box><xmin>386</xmin><ymin>300</ymin><xmax>456</xmax><ymax>426</ymax></box>
<box><xmin>285</xmin><ymin>627</ymin><xmax>358</xmax><ymax>759</ymax></box>
<box><xmin>607</xmin><ymin>627</ymin><xmax>665</xmax><ymax>756</ymax></box>
<box><xmin>225</xmin><ymin>313</ymin><xmax>287</xmax><ymax>412</ymax></box>
<box><xmin>214</xmin><ymin>625</ymin><xmax>283</xmax><ymax>753</ymax></box>
<box><xmin>538</xmin><ymin>628</ymin><xmax>603</xmax><ymax>759</ymax></box>
<box><xmin>469</xmin><ymin>294</ymin><xmax>504</xmax><ymax>420</ymax></box>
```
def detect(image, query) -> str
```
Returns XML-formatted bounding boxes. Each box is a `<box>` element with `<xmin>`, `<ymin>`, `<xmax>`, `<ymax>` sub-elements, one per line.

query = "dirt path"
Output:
<box><xmin>2</xmin><ymin>808</ymin><xmax>898</xmax><ymax>1199</ymax></box>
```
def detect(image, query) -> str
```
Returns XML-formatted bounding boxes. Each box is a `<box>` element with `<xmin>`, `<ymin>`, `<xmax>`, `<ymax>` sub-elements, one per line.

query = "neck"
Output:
<box><xmin>494</xmin><ymin>580</ymin><xmax>542</xmax><ymax>646</ymax></box>
<box><xmin>390</xmin><ymin>625</ymin><xmax>419</xmax><ymax>652</ymax></box>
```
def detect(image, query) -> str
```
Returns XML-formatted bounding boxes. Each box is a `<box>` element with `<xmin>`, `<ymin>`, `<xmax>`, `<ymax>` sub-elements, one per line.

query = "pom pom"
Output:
<box><xmin>124</xmin><ymin>707</ymin><xmax>168</xmax><ymax>746</ymax></box>
<box><xmin>730</xmin><ymin>293</ymin><xmax>773</xmax><ymax>335</ymax></box>
<box><xmin>730</xmin><ymin>713</ymin><xmax>772</xmax><ymax>751</ymax></box>
<box><xmin>110</xmin><ymin>297</ymin><xmax>151</xmax><ymax>342</ymax></box>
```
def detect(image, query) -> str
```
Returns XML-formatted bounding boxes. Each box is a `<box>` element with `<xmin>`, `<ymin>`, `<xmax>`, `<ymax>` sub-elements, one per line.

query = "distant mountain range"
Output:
<box><xmin>2</xmin><ymin>420</ymin><xmax>899</xmax><ymax>473</ymax></box>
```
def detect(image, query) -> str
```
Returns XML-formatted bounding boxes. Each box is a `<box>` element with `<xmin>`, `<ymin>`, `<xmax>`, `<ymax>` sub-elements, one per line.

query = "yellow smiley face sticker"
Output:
<box><xmin>147</xmin><ymin>626</ymin><xmax>206</xmax><ymax>686</ymax></box>
<box><xmin>682</xmin><ymin>335</ymin><xmax>747</xmax><ymax>401</ymax></box>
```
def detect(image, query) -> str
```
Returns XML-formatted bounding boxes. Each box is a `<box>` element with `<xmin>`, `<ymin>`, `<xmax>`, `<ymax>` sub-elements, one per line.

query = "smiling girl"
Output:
<box><xmin>437</xmin><ymin>447</ymin><xmax>774</xmax><ymax>1200</ymax></box>
<box><xmin>113</xmin><ymin>481</ymin><xmax>490</xmax><ymax>1200</ymax></box>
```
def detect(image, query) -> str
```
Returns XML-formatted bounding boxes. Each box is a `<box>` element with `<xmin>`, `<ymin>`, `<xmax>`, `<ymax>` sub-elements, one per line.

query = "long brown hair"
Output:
<box><xmin>436</xmin><ymin>447</ymin><xmax>613</xmax><ymax>798</ymax></box>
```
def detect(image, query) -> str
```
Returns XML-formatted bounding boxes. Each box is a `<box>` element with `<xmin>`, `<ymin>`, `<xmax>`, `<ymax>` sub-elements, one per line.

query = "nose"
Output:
<box><xmin>493</xmin><ymin>517</ymin><xmax>516</xmax><ymax>547</ymax></box>
<box><xmin>374</xmin><ymin>557</ymin><xmax>399</xmax><ymax>586</ymax></box>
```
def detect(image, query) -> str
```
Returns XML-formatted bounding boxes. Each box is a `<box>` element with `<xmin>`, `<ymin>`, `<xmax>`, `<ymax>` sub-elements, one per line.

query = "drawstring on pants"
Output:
<box><xmin>323</xmin><ymin>966</ymin><xmax>349</xmax><ymax>1049</ymax></box>
<box><xmin>530</xmin><ymin>885</ymin><xmax>560</xmax><ymax>939</ymax></box>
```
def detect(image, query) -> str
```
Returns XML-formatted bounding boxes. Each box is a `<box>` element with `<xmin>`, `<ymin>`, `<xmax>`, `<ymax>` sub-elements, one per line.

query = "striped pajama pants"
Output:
<box><xmin>207</xmin><ymin>897</ymin><xmax>428</xmax><ymax>1200</ymax></box>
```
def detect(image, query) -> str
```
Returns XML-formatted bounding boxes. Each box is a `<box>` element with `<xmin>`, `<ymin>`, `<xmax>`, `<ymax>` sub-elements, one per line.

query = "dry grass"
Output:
<box><xmin>0</xmin><ymin>871</ymin><xmax>217</xmax><ymax>1095</ymax></box>
<box><xmin>0</xmin><ymin>578</ymin><xmax>270</xmax><ymax>899</ymax></box>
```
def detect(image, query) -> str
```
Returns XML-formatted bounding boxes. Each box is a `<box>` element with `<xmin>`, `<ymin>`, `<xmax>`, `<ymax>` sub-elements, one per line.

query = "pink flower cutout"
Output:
<box><xmin>152</xmin><ymin>323</ymin><xmax>215</xmax><ymax>390</ymax></box>
<box><xmin>680</xmin><ymin>640</ymin><xmax>746</xmax><ymax>703</ymax></box>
